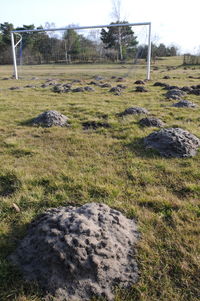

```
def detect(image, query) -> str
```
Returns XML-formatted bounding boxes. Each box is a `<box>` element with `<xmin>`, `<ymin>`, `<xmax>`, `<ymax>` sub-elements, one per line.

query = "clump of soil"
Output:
<box><xmin>134</xmin><ymin>80</ymin><xmax>145</xmax><ymax>85</ymax></box>
<box><xmin>139</xmin><ymin>117</ymin><xmax>165</xmax><ymax>127</ymax></box>
<box><xmin>9</xmin><ymin>86</ymin><xmax>22</xmax><ymax>90</ymax></box>
<box><xmin>163</xmin><ymin>85</ymin><xmax>180</xmax><ymax>91</ymax></box>
<box><xmin>190</xmin><ymin>88</ymin><xmax>200</xmax><ymax>95</ymax></box>
<box><xmin>109</xmin><ymin>86</ymin><xmax>122</xmax><ymax>93</ymax></box>
<box><xmin>109</xmin><ymin>86</ymin><xmax>122</xmax><ymax>95</ymax></box>
<box><xmin>172</xmin><ymin>100</ymin><xmax>197</xmax><ymax>108</ymax></box>
<box><xmin>24</xmin><ymin>85</ymin><xmax>36</xmax><ymax>88</ymax></box>
<box><xmin>52</xmin><ymin>85</ymin><xmax>65</xmax><ymax>93</ymax></box>
<box><xmin>180</xmin><ymin>86</ymin><xmax>194</xmax><ymax>93</ymax></box>
<box><xmin>117</xmin><ymin>84</ymin><xmax>127</xmax><ymax>89</ymax></box>
<box><xmin>153</xmin><ymin>82</ymin><xmax>169</xmax><ymax>88</ymax></box>
<box><xmin>94</xmin><ymin>75</ymin><xmax>104</xmax><ymax>81</ymax></box>
<box><xmin>116</xmin><ymin>77</ymin><xmax>125</xmax><ymax>82</ymax></box>
<box><xmin>165</xmin><ymin>89</ymin><xmax>186</xmax><ymax>100</ymax></box>
<box><xmin>135</xmin><ymin>86</ymin><xmax>148</xmax><ymax>92</ymax></box>
<box><xmin>63</xmin><ymin>83</ymin><xmax>72</xmax><ymax>89</ymax></box>
<box><xmin>120</xmin><ymin>107</ymin><xmax>149</xmax><ymax>116</ymax></box>
<box><xmin>41</xmin><ymin>83</ymin><xmax>50</xmax><ymax>88</ymax></box>
<box><xmin>144</xmin><ymin>128</ymin><xmax>200</xmax><ymax>157</ymax></box>
<box><xmin>72</xmin><ymin>87</ymin><xmax>85</xmax><ymax>92</ymax></box>
<box><xmin>88</xmin><ymin>81</ymin><xmax>99</xmax><ymax>85</ymax></box>
<box><xmin>72</xmin><ymin>79</ymin><xmax>82</xmax><ymax>83</ymax></box>
<box><xmin>9</xmin><ymin>203</ymin><xmax>139</xmax><ymax>301</ymax></box>
<box><xmin>84</xmin><ymin>86</ymin><xmax>95</xmax><ymax>92</ymax></box>
<box><xmin>31</xmin><ymin>110</ymin><xmax>69</xmax><ymax>127</ymax></box>
<box><xmin>82</xmin><ymin>121</ymin><xmax>111</xmax><ymax>130</ymax></box>
<box><xmin>99</xmin><ymin>83</ymin><xmax>112</xmax><ymax>88</ymax></box>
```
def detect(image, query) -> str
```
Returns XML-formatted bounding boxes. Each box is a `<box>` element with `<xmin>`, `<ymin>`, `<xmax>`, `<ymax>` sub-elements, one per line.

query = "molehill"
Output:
<box><xmin>31</xmin><ymin>110</ymin><xmax>69</xmax><ymax>127</ymax></box>
<box><xmin>9</xmin><ymin>203</ymin><xmax>139</xmax><ymax>301</ymax></box>
<box><xmin>144</xmin><ymin>127</ymin><xmax>200</xmax><ymax>158</ymax></box>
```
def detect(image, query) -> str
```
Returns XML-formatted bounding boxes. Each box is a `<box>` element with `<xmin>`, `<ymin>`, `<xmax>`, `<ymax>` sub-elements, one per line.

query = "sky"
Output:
<box><xmin>1</xmin><ymin>0</ymin><xmax>200</xmax><ymax>54</ymax></box>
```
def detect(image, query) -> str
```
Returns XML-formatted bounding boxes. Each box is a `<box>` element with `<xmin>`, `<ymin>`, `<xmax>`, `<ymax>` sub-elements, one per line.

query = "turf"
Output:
<box><xmin>0</xmin><ymin>57</ymin><xmax>200</xmax><ymax>301</ymax></box>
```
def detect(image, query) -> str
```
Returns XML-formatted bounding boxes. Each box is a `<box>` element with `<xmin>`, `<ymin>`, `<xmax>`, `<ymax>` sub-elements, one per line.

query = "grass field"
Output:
<box><xmin>0</xmin><ymin>57</ymin><xmax>200</xmax><ymax>301</ymax></box>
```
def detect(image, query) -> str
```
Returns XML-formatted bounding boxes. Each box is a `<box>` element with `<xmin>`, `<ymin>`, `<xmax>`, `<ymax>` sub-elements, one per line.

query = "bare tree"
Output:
<box><xmin>111</xmin><ymin>0</ymin><xmax>121</xmax><ymax>21</ymax></box>
<box><xmin>111</xmin><ymin>0</ymin><xmax>123</xmax><ymax>60</ymax></box>
<box><xmin>44</xmin><ymin>22</ymin><xmax>57</xmax><ymax>38</ymax></box>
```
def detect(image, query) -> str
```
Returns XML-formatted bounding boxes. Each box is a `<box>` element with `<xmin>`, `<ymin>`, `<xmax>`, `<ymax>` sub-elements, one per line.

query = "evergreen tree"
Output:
<box><xmin>100</xmin><ymin>21</ymin><xmax>138</xmax><ymax>60</ymax></box>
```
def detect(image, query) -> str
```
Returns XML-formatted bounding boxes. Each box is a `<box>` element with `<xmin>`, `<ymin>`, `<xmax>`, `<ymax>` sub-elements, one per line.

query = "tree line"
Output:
<box><xmin>0</xmin><ymin>21</ymin><xmax>178</xmax><ymax>65</ymax></box>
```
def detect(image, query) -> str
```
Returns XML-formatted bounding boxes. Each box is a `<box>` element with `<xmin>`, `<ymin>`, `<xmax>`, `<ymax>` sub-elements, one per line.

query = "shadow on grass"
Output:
<box><xmin>0</xmin><ymin>213</ymin><xmax>44</xmax><ymax>300</ymax></box>
<box><xmin>18</xmin><ymin>118</ymin><xmax>34</xmax><ymax>127</ymax></box>
<box><xmin>0</xmin><ymin>257</ymin><xmax>43</xmax><ymax>301</ymax></box>
<box><xmin>125</xmin><ymin>137</ymin><xmax>161</xmax><ymax>159</ymax></box>
<box><xmin>0</xmin><ymin>171</ymin><xmax>21</xmax><ymax>197</ymax></box>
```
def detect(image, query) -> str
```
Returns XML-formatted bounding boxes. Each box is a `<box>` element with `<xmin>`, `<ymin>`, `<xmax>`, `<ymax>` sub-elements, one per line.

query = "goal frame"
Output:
<box><xmin>11</xmin><ymin>22</ymin><xmax>151</xmax><ymax>80</ymax></box>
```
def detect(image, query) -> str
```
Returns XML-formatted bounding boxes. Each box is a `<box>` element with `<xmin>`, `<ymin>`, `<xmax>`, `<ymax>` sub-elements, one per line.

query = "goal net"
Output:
<box><xmin>11</xmin><ymin>22</ymin><xmax>151</xmax><ymax>80</ymax></box>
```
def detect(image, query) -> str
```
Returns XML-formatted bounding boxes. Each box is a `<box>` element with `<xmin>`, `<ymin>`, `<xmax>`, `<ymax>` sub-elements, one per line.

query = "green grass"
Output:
<box><xmin>0</xmin><ymin>58</ymin><xmax>200</xmax><ymax>301</ymax></box>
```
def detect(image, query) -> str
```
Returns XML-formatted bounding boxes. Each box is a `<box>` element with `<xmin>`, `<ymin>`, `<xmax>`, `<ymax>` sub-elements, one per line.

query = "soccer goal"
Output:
<box><xmin>11</xmin><ymin>22</ymin><xmax>151</xmax><ymax>80</ymax></box>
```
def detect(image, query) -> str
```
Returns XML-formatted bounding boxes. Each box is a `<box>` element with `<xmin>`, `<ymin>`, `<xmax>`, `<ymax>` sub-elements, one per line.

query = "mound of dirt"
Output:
<box><xmin>163</xmin><ymin>85</ymin><xmax>180</xmax><ymax>90</ymax></box>
<box><xmin>52</xmin><ymin>85</ymin><xmax>65</xmax><ymax>93</ymax></box>
<box><xmin>84</xmin><ymin>86</ymin><xmax>95</xmax><ymax>92</ymax></box>
<box><xmin>139</xmin><ymin>117</ymin><xmax>165</xmax><ymax>127</ymax></box>
<box><xmin>94</xmin><ymin>75</ymin><xmax>104</xmax><ymax>81</ymax></box>
<box><xmin>109</xmin><ymin>86</ymin><xmax>122</xmax><ymax>95</ymax></box>
<box><xmin>117</xmin><ymin>84</ymin><xmax>127</xmax><ymax>89</ymax></box>
<box><xmin>9</xmin><ymin>86</ymin><xmax>22</xmax><ymax>90</ymax></box>
<box><xmin>144</xmin><ymin>128</ymin><xmax>200</xmax><ymax>157</ymax></box>
<box><xmin>190</xmin><ymin>89</ymin><xmax>200</xmax><ymax>95</ymax></box>
<box><xmin>9</xmin><ymin>203</ymin><xmax>139</xmax><ymax>301</ymax></box>
<box><xmin>31</xmin><ymin>110</ymin><xmax>69</xmax><ymax>127</ymax></box>
<box><xmin>180</xmin><ymin>86</ymin><xmax>194</xmax><ymax>93</ymax></box>
<box><xmin>109</xmin><ymin>86</ymin><xmax>122</xmax><ymax>93</ymax></box>
<box><xmin>24</xmin><ymin>85</ymin><xmax>36</xmax><ymax>88</ymax></box>
<box><xmin>135</xmin><ymin>86</ymin><xmax>148</xmax><ymax>92</ymax></box>
<box><xmin>120</xmin><ymin>107</ymin><xmax>149</xmax><ymax>116</ymax></box>
<box><xmin>72</xmin><ymin>87</ymin><xmax>85</xmax><ymax>92</ymax></box>
<box><xmin>99</xmin><ymin>83</ymin><xmax>112</xmax><ymax>88</ymax></box>
<box><xmin>41</xmin><ymin>83</ymin><xmax>50</xmax><ymax>88</ymax></box>
<box><xmin>165</xmin><ymin>89</ymin><xmax>186</xmax><ymax>100</ymax></box>
<box><xmin>153</xmin><ymin>82</ymin><xmax>169</xmax><ymax>88</ymax></box>
<box><xmin>172</xmin><ymin>100</ymin><xmax>197</xmax><ymax>108</ymax></box>
<box><xmin>134</xmin><ymin>80</ymin><xmax>145</xmax><ymax>85</ymax></box>
<box><xmin>116</xmin><ymin>77</ymin><xmax>125</xmax><ymax>82</ymax></box>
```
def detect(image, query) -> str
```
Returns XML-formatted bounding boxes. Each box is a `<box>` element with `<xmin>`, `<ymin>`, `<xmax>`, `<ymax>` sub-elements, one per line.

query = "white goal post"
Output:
<box><xmin>11</xmin><ymin>22</ymin><xmax>151</xmax><ymax>80</ymax></box>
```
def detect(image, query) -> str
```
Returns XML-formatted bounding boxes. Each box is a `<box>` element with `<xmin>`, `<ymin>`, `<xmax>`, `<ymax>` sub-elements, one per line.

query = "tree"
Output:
<box><xmin>0</xmin><ymin>22</ymin><xmax>14</xmax><ymax>64</ymax></box>
<box><xmin>168</xmin><ymin>45</ymin><xmax>178</xmax><ymax>56</ymax></box>
<box><xmin>0</xmin><ymin>22</ymin><xmax>14</xmax><ymax>47</ymax></box>
<box><xmin>157</xmin><ymin>43</ymin><xmax>167</xmax><ymax>57</ymax></box>
<box><xmin>100</xmin><ymin>21</ymin><xmax>138</xmax><ymax>61</ymax></box>
<box><xmin>63</xmin><ymin>28</ymin><xmax>81</xmax><ymax>63</ymax></box>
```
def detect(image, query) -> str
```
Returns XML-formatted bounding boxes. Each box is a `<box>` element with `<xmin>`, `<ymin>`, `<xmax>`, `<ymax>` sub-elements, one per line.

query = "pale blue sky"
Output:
<box><xmin>1</xmin><ymin>0</ymin><xmax>200</xmax><ymax>53</ymax></box>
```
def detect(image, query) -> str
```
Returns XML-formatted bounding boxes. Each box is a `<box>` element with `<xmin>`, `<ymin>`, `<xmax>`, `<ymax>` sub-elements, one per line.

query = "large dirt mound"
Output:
<box><xmin>144</xmin><ymin>128</ymin><xmax>200</xmax><ymax>158</ymax></box>
<box><xmin>31</xmin><ymin>110</ymin><xmax>69</xmax><ymax>127</ymax></box>
<box><xmin>139</xmin><ymin>117</ymin><xmax>165</xmax><ymax>127</ymax></box>
<box><xmin>9</xmin><ymin>203</ymin><xmax>139</xmax><ymax>301</ymax></box>
<box><xmin>165</xmin><ymin>89</ymin><xmax>186</xmax><ymax>100</ymax></box>
<box><xmin>172</xmin><ymin>100</ymin><xmax>197</xmax><ymax>108</ymax></box>
<box><xmin>120</xmin><ymin>107</ymin><xmax>149</xmax><ymax>116</ymax></box>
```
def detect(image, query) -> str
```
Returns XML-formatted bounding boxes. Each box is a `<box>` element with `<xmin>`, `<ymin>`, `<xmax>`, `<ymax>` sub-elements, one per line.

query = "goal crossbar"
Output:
<box><xmin>11</xmin><ymin>22</ymin><xmax>151</xmax><ymax>80</ymax></box>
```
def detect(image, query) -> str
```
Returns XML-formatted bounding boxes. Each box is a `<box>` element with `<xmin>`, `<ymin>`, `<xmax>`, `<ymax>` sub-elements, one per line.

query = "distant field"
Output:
<box><xmin>0</xmin><ymin>57</ymin><xmax>200</xmax><ymax>301</ymax></box>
